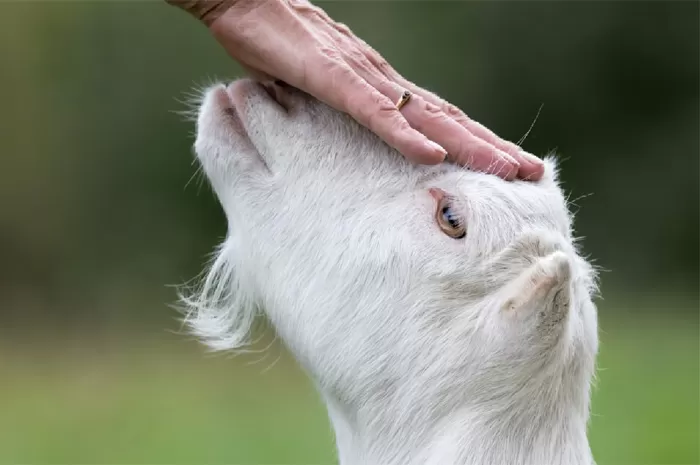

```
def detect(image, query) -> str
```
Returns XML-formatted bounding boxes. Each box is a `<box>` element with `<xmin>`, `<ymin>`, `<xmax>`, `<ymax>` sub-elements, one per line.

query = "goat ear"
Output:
<box><xmin>499</xmin><ymin>251</ymin><xmax>572</xmax><ymax>337</ymax></box>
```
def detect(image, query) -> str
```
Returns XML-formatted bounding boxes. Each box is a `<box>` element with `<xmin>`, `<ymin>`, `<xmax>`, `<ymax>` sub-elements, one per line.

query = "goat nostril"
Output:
<box><xmin>261</xmin><ymin>82</ymin><xmax>277</xmax><ymax>101</ymax></box>
<box><xmin>261</xmin><ymin>81</ymin><xmax>291</xmax><ymax>112</ymax></box>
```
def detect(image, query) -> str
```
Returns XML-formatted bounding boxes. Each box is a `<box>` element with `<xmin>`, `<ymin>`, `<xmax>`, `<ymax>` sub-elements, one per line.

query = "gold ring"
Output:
<box><xmin>395</xmin><ymin>90</ymin><xmax>412</xmax><ymax>111</ymax></box>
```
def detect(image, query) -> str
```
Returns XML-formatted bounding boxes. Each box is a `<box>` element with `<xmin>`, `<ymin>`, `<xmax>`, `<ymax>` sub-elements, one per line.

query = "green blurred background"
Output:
<box><xmin>1</xmin><ymin>1</ymin><xmax>698</xmax><ymax>463</ymax></box>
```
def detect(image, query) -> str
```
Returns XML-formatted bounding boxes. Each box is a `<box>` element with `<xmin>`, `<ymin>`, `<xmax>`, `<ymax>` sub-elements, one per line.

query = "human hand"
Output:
<box><xmin>167</xmin><ymin>0</ymin><xmax>544</xmax><ymax>181</ymax></box>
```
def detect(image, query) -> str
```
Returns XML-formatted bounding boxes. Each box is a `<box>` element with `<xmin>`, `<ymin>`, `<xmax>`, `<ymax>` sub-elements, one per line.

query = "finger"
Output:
<box><xmin>398</xmin><ymin>91</ymin><xmax>520</xmax><ymax>180</ymax></box>
<box><xmin>364</xmin><ymin>76</ymin><xmax>519</xmax><ymax>180</ymax></box>
<box><xmin>307</xmin><ymin>52</ymin><xmax>446</xmax><ymax>164</ymax></box>
<box><xmin>305</xmin><ymin>8</ymin><xmax>539</xmax><ymax>179</ymax></box>
<box><xmin>392</xmin><ymin>76</ymin><xmax>519</xmax><ymax>154</ymax></box>
<box><xmin>339</xmin><ymin>47</ymin><xmax>518</xmax><ymax>179</ymax></box>
<box><xmin>437</xmin><ymin>109</ymin><xmax>545</xmax><ymax>180</ymax></box>
<box><xmin>354</xmin><ymin>39</ymin><xmax>544</xmax><ymax>181</ymax></box>
<box><xmin>513</xmin><ymin>150</ymin><xmax>546</xmax><ymax>181</ymax></box>
<box><xmin>393</xmin><ymin>77</ymin><xmax>545</xmax><ymax>180</ymax></box>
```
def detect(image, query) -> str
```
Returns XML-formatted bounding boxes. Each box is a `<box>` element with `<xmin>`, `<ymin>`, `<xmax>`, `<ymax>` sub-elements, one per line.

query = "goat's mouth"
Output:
<box><xmin>226</xmin><ymin>78</ymin><xmax>256</xmax><ymax>113</ymax></box>
<box><xmin>218</xmin><ymin>78</ymin><xmax>291</xmax><ymax>147</ymax></box>
<box><xmin>226</xmin><ymin>77</ymin><xmax>289</xmax><ymax>114</ymax></box>
<box><xmin>223</xmin><ymin>79</ymin><xmax>256</xmax><ymax>137</ymax></box>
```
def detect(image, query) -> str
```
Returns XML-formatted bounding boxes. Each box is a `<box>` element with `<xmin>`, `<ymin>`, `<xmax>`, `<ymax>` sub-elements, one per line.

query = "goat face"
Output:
<box><xmin>186</xmin><ymin>78</ymin><xmax>599</xmax><ymax>420</ymax></box>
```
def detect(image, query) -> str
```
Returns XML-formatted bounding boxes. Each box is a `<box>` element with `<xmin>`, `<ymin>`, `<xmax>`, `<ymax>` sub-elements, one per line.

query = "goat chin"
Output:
<box><xmin>178</xmin><ymin>78</ymin><xmax>600</xmax><ymax>465</ymax></box>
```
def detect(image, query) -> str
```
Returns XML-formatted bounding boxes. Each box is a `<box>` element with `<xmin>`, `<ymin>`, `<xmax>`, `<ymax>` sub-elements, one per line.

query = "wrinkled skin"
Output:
<box><xmin>179</xmin><ymin>0</ymin><xmax>546</xmax><ymax>179</ymax></box>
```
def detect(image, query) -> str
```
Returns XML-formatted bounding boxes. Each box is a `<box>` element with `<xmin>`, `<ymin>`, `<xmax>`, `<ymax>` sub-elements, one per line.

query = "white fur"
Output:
<box><xmin>179</xmin><ymin>79</ymin><xmax>600</xmax><ymax>465</ymax></box>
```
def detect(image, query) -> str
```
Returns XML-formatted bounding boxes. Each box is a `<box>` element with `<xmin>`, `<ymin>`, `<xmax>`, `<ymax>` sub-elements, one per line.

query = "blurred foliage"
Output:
<box><xmin>0</xmin><ymin>1</ymin><xmax>697</xmax><ymax>464</ymax></box>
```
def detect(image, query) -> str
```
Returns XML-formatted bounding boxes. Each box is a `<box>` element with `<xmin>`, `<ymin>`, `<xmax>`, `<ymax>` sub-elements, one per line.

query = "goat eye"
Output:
<box><xmin>436</xmin><ymin>197</ymin><xmax>466</xmax><ymax>239</ymax></box>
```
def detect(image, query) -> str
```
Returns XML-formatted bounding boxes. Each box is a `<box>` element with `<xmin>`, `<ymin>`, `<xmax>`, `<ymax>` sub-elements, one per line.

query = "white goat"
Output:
<box><xmin>180</xmin><ymin>78</ymin><xmax>600</xmax><ymax>465</ymax></box>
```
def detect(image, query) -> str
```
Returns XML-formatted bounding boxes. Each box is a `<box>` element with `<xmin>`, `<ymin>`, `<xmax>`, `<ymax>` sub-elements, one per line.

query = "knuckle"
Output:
<box><xmin>347</xmin><ymin>47</ymin><xmax>367</xmax><ymax>67</ymax></box>
<box><xmin>369</xmin><ymin>53</ymin><xmax>390</xmax><ymax>70</ymax></box>
<box><xmin>335</xmin><ymin>22</ymin><xmax>352</xmax><ymax>35</ymax></box>
<box><xmin>440</xmin><ymin>102</ymin><xmax>472</xmax><ymax>126</ymax></box>
<box><xmin>450</xmin><ymin>114</ymin><xmax>472</xmax><ymax>128</ymax></box>
<box><xmin>370</xmin><ymin>106</ymin><xmax>409</xmax><ymax>142</ymax></box>
<box><xmin>367</xmin><ymin>51</ymin><xmax>396</xmax><ymax>77</ymax></box>
<box><xmin>367</xmin><ymin>93</ymin><xmax>395</xmax><ymax>120</ymax></box>
<box><xmin>443</xmin><ymin>102</ymin><xmax>465</xmax><ymax>119</ymax></box>
<box><xmin>318</xmin><ymin>45</ymin><xmax>344</xmax><ymax>64</ymax></box>
<box><xmin>326</xmin><ymin>64</ymin><xmax>355</xmax><ymax>87</ymax></box>
<box><xmin>349</xmin><ymin>87</ymin><xmax>383</xmax><ymax>120</ymax></box>
<box><xmin>412</xmin><ymin>99</ymin><xmax>453</xmax><ymax>134</ymax></box>
<box><xmin>422</xmin><ymin>100</ymin><xmax>444</xmax><ymax>116</ymax></box>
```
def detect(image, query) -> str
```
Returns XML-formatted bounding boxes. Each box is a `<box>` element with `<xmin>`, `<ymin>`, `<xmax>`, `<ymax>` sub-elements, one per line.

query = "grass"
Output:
<box><xmin>0</xmin><ymin>295</ymin><xmax>697</xmax><ymax>464</ymax></box>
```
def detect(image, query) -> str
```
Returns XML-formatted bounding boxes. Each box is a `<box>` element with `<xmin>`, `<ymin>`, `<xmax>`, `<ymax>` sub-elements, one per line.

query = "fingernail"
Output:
<box><xmin>425</xmin><ymin>140</ymin><xmax>448</xmax><ymax>160</ymax></box>
<box><xmin>519</xmin><ymin>150</ymin><xmax>543</xmax><ymax>165</ymax></box>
